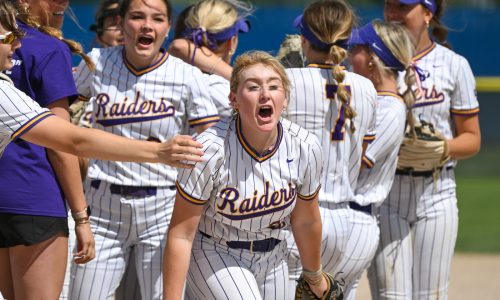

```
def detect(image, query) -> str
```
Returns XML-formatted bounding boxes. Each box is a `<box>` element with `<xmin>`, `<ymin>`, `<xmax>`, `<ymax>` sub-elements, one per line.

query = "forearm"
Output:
<box><xmin>447</xmin><ymin>132</ymin><xmax>481</xmax><ymax>160</ymax></box>
<box><xmin>291</xmin><ymin>202</ymin><xmax>323</xmax><ymax>272</ymax></box>
<box><xmin>163</xmin><ymin>234</ymin><xmax>194</xmax><ymax>300</ymax></box>
<box><xmin>46</xmin><ymin>150</ymin><xmax>87</xmax><ymax>212</ymax></box>
<box><xmin>71</xmin><ymin>127</ymin><xmax>160</xmax><ymax>163</ymax></box>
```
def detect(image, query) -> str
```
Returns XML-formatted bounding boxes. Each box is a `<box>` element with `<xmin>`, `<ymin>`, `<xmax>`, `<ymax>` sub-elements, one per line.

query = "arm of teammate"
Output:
<box><xmin>163</xmin><ymin>193</ymin><xmax>204</xmax><ymax>300</ymax></box>
<box><xmin>447</xmin><ymin>114</ymin><xmax>481</xmax><ymax>160</ymax></box>
<box><xmin>45</xmin><ymin>98</ymin><xmax>95</xmax><ymax>264</ymax></box>
<box><xmin>169</xmin><ymin>38</ymin><xmax>232</xmax><ymax>80</ymax></box>
<box><xmin>290</xmin><ymin>195</ymin><xmax>328</xmax><ymax>297</ymax></box>
<box><xmin>22</xmin><ymin>116</ymin><xmax>205</xmax><ymax>166</ymax></box>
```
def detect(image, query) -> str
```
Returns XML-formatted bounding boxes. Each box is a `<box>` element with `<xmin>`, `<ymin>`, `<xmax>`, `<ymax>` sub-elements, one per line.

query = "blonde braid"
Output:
<box><xmin>402</xmin><ymin>65</ymin><xmax>418</xmax><ymax>138</ymax></box>
<box><xmin>330</xmin><ymin>45</ymin><xmax>356</xmax><ymax>133</ymax></box>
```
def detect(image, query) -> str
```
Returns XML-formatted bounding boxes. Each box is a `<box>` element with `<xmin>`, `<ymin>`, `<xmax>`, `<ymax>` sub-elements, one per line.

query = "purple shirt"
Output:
<box><xmin>0</xmin><ymin>21</ymin><xmax>78</xmax><ymax>217</ymax></box>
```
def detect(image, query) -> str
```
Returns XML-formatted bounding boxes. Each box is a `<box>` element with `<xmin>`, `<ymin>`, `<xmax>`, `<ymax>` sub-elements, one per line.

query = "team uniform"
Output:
<box><xmin>68</xmin><ymin>46</ymin><xmax>219</xmax><ymax>300</ymax></box>
<box><xmin>176</xmin><ymin>116</ymin><xmax>323</xmax><ymax>300</ymax></box>
<box><xmin>283</xmin><ymin>64</ymin><xmax>377</xmax><ymax>293</ymax></box>
<box><xmin>0</xmin><ymin>73</ymin><xmax>53</xmax><ymax>158</ymax></box>
<box><xmin>369</xmin><ymin>43</ymin><xmax>480</xmax><ymax>299</ymax></box>
<box><xmin>335</xmin><ymin>92</ymin><xmax>407</xmax><ymax>300</ymax></box>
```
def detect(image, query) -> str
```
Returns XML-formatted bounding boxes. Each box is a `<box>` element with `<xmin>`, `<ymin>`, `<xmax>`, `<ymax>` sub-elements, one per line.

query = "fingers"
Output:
<box><xmin>174</xmin><ymin>135</ymin><xmax>203</xmax><ymax>148</ymax></box>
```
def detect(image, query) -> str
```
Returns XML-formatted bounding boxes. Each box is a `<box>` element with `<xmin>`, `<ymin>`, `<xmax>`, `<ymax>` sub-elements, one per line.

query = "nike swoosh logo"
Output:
<box><xmin>286</xmin><ymin>158</ymin><xmax>294</xmax><ymax>163</ymax></box>
<box><xmin>433</xmin><ymin>64</ymin><xmax>442</xmax><ymax>68</ymax></box>
<box><xmin>371</xmin><ymin>42</ymin><xmax>382</xmax><ymax>52</ymax></box>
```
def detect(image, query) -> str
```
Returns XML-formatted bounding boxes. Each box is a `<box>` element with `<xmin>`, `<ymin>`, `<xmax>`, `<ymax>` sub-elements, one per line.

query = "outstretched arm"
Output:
<box><xmin>163</xmin><ymin>193</ymin><xmax>204</xmax><ymax>300</ymax></box>
<box><xmin>169</xmin><ymin>38</ymin><xmax>232</xmax><ymax>80</ymax></box>
<box><xmin>22</xmin><ymin>115</ymin><xmax>204</xmax><ymax>167</ymax></box>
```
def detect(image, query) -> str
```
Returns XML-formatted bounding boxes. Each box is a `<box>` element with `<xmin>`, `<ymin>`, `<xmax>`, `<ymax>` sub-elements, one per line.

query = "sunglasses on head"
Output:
<box><xmin>0</xmin><ymin>32</ymin><xmax>16</xmax><ymax>45</ymax></box>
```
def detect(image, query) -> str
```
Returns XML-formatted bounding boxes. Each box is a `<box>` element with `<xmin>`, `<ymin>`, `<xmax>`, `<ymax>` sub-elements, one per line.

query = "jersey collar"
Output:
<box><xmin>122</xmin><ymin>48</ymin><xmax>169</xmax><ymax>76</ymax></box>
<box><xmin>377</xmin><ymin>91</ymin><xmax>404</xmax><ymax>102</ymax></box>
<box><xmin>236</xmin><ymin>115</ymin><xmax>283</xmax><ymax>163</ymax></box>
<box><xmin>413</xmin><ymin>42</ymin><xmax>436</xmax><ymax>61</ymax></box>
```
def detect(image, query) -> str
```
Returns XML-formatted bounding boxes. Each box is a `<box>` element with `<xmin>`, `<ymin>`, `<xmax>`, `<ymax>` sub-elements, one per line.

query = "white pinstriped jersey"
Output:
<box><xmin>400</xmin><ymin>43</ymin><xmax>479</xmax><ymax>168</ymax></box>
<box><xmin>354</xmin><ymin>92</ymin><xmax>407</xmax><ymax>207</ymax></box>
<box><xmin>0</xmin><ymin>74</ymin><xmax>53</xmax><ymax>156</ymax></box>
<box><xmin>184</xmin><ymin>73</ymin><xmax>231</xmax><ymax>135</ymax></box>
<box><xmin>75</xmin><ymin>46</ymin><xmax>219</xmax><ymax>186</ymax></box>
<box><xmin>176</xmin><ymin>116</ymin><xmax>323</xmax><ymax>241</ymax></box>
<box><xmin>284</xmin><ymin>65</ymin><xmax>377</xmax><ymax>204</ymax></box>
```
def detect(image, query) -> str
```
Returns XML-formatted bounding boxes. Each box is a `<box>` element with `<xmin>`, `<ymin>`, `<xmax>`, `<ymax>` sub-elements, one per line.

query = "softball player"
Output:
<box><xmin>334</xmin><ymin>20</ymin><xmax>417</xmax><ymax>300</ymax></box>
<box><xmin>283</xmin><ymin>0</ymin><xmax>377</xmax><ymax>294</ymax></box>
<box><xmin>369</xmin><ymin>1</ymin><xmax>481</xmax><ymax>299</ymax></box>
<box><xmin>163</xmin><ymin>51</ymin><xmax>327</xmax><ymax>300</ymax></box>
<box><xmin>171</xmin><ymin>0</ymin><xmax>253</xmax><ymax>121</ymax></box>
<box><xmin>68</xmin><ymin>0</ymin><xmax>219</xmax><ymax>299</ymax></box>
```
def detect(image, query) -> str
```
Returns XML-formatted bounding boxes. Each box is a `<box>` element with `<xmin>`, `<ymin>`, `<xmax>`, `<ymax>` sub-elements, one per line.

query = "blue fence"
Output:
<box><xmin>62</xmin><ymin>4</ymin><xmax>500</xmax><ymax>76</ymax></box>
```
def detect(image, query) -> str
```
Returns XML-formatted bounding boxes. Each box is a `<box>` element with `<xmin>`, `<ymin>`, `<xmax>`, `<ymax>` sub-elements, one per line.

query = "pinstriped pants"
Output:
<box><xmin>68</xmin><ymin>181</ymin><xmax>175</xmax><ymax>300</ymax></box>
<box><xmin>185</xmin><ymin>233</ymin><xmax>289</xmax><ymax>300</ymax></box>
<box><xmin>368</xmin><ymin>168</ymin><xmax>458</xmax><ymax>300</ymax></box>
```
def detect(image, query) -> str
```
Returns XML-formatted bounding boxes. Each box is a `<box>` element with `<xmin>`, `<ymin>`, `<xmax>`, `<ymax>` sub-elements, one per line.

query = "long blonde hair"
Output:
<box><xmin>302</xmin><ymin>0</ymin><xmax>357</xmax><ymax>132</ymax></box>
<box><xmin>14</xmin><ymin>1</ymin><xmax>94</xmax><ymax>70</ymax></box>
<box><xmin>372</xmin><ymin>20</ymin><xmax>417</xmax><ymax>133</ymax></box>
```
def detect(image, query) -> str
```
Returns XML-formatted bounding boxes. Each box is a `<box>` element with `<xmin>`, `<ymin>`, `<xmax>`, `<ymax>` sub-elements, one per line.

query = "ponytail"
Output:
<box><xmin>329</xmin><ymin>45</ymin><xmax>356</xmax><ymax>133</ymax></box>
<box><xmin>402</xmin><ymin>65</ymin><xmax>418</xmax><ymax>138</ymax></box>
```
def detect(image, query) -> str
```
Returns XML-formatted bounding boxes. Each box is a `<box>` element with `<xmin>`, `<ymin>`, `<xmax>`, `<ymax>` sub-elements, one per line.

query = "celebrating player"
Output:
<box><xmin>67</xmin><ymin>0</ymin><xmax>219</xmax><ymax>299</ymax></box>
<box><xmin>369</xmin><ymin>0</ymin><xmax>481</xmax><ymax>299</ymax></box>
<box><xmin>283</xmin><ymin>0</ymin><xmax>377</xmax><ymax>294</ymax></box>
<box><xmin>171</xmin><ymin>0</ymin><xmax>252</xmax><ymax>119</ymax></box>
<box><xmin>0</xmin><ymin>2</ymin><xmax>204</xmax><ymax>299</ymax></box>
<box><xmin>163</xmin><ymin>51</ymin><xmax>326</xmax><ymax>299</ymax></box>
<box><xmin>332</xmin><ymin>20</ymin><xmax>417</xmax><ymax>299</ymax></box>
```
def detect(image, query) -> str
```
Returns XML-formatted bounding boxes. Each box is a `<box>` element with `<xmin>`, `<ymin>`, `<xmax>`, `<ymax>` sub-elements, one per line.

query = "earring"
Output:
<box><xmin>368</xmin><ymin>61</ymin><xmax>374</xmax><ymax>69</ymax></box>
<box><xmin>425</xmin><ymin>20</ymin><xmax>430</xmax><ymax>28</ymax></box>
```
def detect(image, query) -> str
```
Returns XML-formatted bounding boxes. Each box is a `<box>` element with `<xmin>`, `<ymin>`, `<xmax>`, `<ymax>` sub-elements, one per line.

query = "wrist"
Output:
<box><xmin>72</xmin><ymin>206</ymin><xmax>91</xmax><ymax>222</ymax></box>
<box><xmin>302</xmin><ymin>265</ymin><xmax>323</xmax><ymax>286</ymax></box>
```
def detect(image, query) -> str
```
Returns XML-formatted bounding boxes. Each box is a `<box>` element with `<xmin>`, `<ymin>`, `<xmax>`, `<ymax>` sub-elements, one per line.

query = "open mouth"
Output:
<box><xmin>53</xmin><ymin>11</ymin><xmax>65</xmax><ymax>16</ymax></box>
<box><xmin>258</xmin><ymin>105</ymin><xmax>273</xmax><ymax>119</ymax></box>
<box><xmin>138</xmin><ymin>36</ymin><xmax>154</xmax><ymax>47</ymax></box>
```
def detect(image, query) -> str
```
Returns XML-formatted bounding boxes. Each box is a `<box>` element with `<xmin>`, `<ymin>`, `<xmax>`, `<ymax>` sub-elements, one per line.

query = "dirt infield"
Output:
<box><xmin>356</xmin><ymin>253</ymin><xmax>500</xmax><ymax>299</ymax></box>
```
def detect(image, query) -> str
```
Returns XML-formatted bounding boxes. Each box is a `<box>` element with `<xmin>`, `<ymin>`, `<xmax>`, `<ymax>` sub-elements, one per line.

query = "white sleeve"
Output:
<box><xmin>74</xmin><ymin>49</ymin><xmax>98</xmax><ymax>101</ymax></box>
<box><xmin>176</xmin><ymin>128</ymin><xmax>224</xmax><ymax>205</ymax></box>
<box><xmin>0</xmin><ymin>82</ymin><xmax>53</xmax><ymax>153</ymax></box>
<box><xmin>297</xmin><ymin>134</ymin><xmax>323</xmax><ymax>201</ymax></box>
<box><xmin>186</xmin><ymin>67</ymin><xmax>220</xmax><ymax>128</ymax></box>
<box><xmin>450</xmin><ymin>55</ymin><xmax>479</xmax><ymax>116</ymax></box>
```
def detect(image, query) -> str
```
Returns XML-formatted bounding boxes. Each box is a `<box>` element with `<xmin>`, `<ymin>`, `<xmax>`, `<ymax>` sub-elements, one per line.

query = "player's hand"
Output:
<box><xmin>158</xmin><ymin>135</ymin><xmax>204</xmax><ymax>168</ymax></box>
<box><xmin>73</xmin><ymin>222</ymin><xmax>96</xmax><ymax>264</ymax></box>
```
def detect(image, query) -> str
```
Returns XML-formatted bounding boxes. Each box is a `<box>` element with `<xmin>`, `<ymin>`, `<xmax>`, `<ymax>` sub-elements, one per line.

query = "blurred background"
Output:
<box><xmin>64</xmin><ymin>0</ymin><xmax>499</xmax><ymax>254</ymax></box>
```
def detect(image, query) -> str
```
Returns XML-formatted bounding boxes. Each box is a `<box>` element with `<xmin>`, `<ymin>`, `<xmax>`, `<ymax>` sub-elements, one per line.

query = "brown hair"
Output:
<box><xmin>0</xmin><ymin>1</ymin><xmax>23</xmax><ymax>38</ymax></box>
<box><xmin>303</xmin><ymin>0</ymin><xmax>357</xmax><ymax>132</ymax></box>
<box><xmin>120</xmin><ymin>0</ymin><xmax>172</xmax><ymax>22</ymax></box>
<box><xmin>14</xmin><ymin>1</ymin><xmax>94</xmax><ymax>70</ymax></box>
<box><xmin>429</xmin><ymin>0</ymin><xmax>451</xmax><ymax>48</ymax></box>
<box><xmin>230</xmin><ymin>51</ymin><xmax>290</xmax><ymax>99</ymax></box>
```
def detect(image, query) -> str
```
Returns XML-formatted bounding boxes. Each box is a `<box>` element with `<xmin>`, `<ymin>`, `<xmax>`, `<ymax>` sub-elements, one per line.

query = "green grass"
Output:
<box><xmin>456</xmin><ymin>176</ymin><xmax>500</xmax><ymax>253</ymax></box>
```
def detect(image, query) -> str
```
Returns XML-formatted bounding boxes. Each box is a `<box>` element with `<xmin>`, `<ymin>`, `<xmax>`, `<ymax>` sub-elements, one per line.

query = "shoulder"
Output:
<box><xmin>17</xmin><ymin>22</ymin><xmax>70</xmax><ymax>56</ymax></box>
<box><xmin>196</xmin><ymin>117</ymin><xmax>232</xmax><ymax>148</ymax></box>
<box><xmin>281</xmin><ymin>118</ymin><xmax>320</xmax><ymax>148</ymax></box>
<box><xmin>345</xmin><ymin>71</ymin><xmax>376</xmax><ymax>101</ymax></box>
<box><xmin>427</xmin><ymin>44</ymin><xmax>471</xmax><ymax>67</ymax></box>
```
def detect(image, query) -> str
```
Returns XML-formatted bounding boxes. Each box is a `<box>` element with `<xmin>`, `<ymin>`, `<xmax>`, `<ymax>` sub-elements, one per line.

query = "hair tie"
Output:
<box><xmin>410</xmin><ymin>62</ymin><xmax>429</xmax><ymax>82</ymax></box>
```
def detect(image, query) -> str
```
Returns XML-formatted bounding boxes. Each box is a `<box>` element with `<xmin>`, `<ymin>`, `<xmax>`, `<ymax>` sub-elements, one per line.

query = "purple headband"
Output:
<box><xmin>293</xmin><ymin>14</ymin><xmax>348</xmax><ymax>51</ymax></box>
<box><xmin>348</xmin><ymin>22</ymin><xmax>427</xmax><ymax>81</ymax></box>
<box><xmin>398</xmin><ymin>0</ymin><xmax>437</xmax><ymax>14</ymax></box>
<box><xmin>184</xmin><ymin>18</ymin><xmax>250</xmax><ymax>51</ymax></box>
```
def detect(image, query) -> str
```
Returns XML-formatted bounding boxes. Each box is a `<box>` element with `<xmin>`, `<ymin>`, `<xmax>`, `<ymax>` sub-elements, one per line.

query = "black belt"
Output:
<box><xmin>395</xmin><ymin>166</ymin><xmax>453</xmax><ymax>177</ymax></box>
<box><xmin>349</xmin><ymin>202</ymin><xmax>372</xmax><ymax>214</ymax></box>
<box><xmin>199</xmin><ymin>231</ymin><xmax>282</xmax><ymax>253</ymax></box>
<box><xmin>90</xmin><ymin>180</ymin><xmax>171</xmax><ymax>197</ymax></box>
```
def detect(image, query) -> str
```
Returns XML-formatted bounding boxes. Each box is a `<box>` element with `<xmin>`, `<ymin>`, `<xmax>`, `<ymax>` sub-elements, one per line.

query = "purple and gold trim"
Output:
<box><xmin>176</xmin><ymin>181</ymin><xmax>207</xmax><ymax>206</ymax></box>
<box><xmin>189</xmin><ymin>115</ymin><xmax>220</xmax><ymax>127</ymax></box>
<box><xmin>77</xmin><ymin>94</ymin><xmax>90</xmax><ymax>102</ymax></box>
<box><xmin>123</xmin><ymin>49</ymin><xmax>169</xmax><ymax>76</ymax></box>
<box><xmin>363</xmin><ymin>134</ymin><xmax>376</xmax><ymax>143</ymax></box>
<box><xmin>11</xmin><ymin>111</ymin><xmax>54</xmax><ymax>141</ymax></box>
<box><xmin>297</xmin><ymin>185</ymin><xmax>321</xmax><ymax>202</ymax></box>
<box><xmin>450</xmin><ymin>107</ymin><xmax>480</xmax><ymax>117</ymax></box>
<box><xmin>362</xmin><ymin>155</ymin><xmax>374</xmax><ymax>169</ymax></box>
<box><xmin>236</xmin><ymin>115</ymin><xmax>283</xmax><ymax>162</ymax></box>
<box><xmin>377</xmin><ymin>91</ymin><xmax>404</xmax><ymax>102</ymax></box>
<box><xmin>413</xmin><ymin>43</ymin><xmax>436</xmax><ymax>61</ymax></box>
